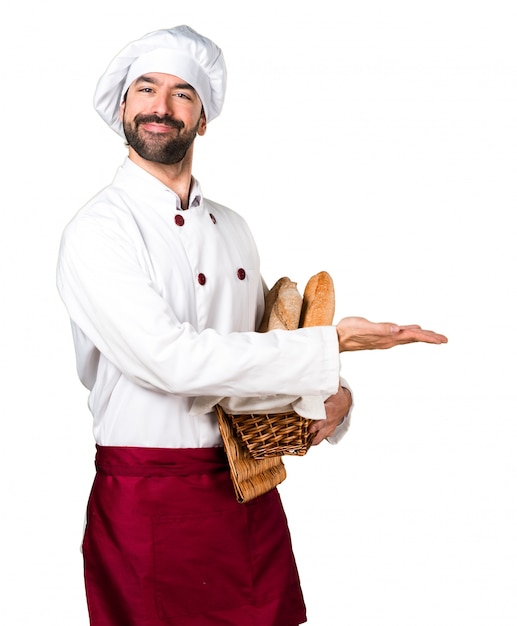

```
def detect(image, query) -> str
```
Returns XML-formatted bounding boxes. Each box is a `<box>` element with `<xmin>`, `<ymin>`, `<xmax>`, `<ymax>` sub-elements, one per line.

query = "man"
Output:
<box><xmin>57</xmin><ymin>25</ymin><xmax>447</xmax><ymax>626</ymax></box>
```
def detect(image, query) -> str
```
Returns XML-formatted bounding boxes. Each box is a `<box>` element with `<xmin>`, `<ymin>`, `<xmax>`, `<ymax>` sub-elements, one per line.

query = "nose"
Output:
<box><xmin>150</xmin><ymin>91</ymin><xmax>174</xmax><ymax>117</ymax></box>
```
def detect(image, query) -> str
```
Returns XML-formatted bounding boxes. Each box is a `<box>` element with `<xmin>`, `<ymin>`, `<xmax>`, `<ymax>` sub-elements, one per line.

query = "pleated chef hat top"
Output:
<box><xmin>93</xmin><ymin>25</ymin><xmax>227</xmax><ymax>137</ymax></box>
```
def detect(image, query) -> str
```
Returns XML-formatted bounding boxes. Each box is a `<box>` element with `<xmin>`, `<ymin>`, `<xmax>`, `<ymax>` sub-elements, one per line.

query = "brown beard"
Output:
<box><xmin>123</xmin><ymin>113</ymin><xmax>200</xmax><ymax>165</ymax></box>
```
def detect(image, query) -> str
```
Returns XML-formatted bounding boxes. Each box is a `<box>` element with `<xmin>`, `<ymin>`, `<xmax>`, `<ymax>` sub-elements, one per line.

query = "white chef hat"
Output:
<box><xmin>93</xmin><ymin>25</ymin><xmax>227</xmax><ymax>137</ymax></box>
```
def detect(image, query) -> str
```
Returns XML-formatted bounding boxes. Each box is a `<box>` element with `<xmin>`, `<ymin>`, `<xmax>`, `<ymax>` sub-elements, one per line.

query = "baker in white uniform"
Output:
<box><xmin>56</xmin><ymin>25</ymin><xmax>447</xmax><ymax>626</ymax></box>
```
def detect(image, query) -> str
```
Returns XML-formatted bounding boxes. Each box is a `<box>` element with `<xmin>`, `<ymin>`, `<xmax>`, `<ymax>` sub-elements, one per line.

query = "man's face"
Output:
<box><xmin>120</xmin><ymin>72</ymin><xmax>206</xmax><ymax>165</ymax></box>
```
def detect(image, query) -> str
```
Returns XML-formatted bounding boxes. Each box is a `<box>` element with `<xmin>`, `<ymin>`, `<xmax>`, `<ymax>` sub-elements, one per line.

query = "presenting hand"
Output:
<box><xmin>309</xmin><ymin>386</ymin><xmax>352</xmax><ymax>445</ymax></box>
<box><xmin>336</xmin><ymin>316</ymin><xmax>448</xmax><ymax>352</ymax></box>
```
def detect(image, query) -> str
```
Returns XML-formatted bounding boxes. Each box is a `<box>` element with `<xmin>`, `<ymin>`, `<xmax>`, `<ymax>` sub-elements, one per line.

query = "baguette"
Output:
<box><xmin>300</xmin><ymin>271</ymin><xmax>335</xmax><ymax>327</ymax></box>
<box><xmin>258</xmin><ymin>277</ymin><xmax>303</xmax><ymax>332</ymax></box>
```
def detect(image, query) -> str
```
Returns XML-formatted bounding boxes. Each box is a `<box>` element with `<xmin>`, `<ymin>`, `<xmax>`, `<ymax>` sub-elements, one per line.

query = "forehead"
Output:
<box><xmin>131</xmin><ymin>72</ymin><xmax>197</xmax><ymax>93</ymax></box>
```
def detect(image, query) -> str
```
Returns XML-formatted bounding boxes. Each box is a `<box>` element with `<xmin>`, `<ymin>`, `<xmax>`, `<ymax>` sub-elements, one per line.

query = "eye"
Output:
<box><xmin>138</xmin><ymin>87</ymin><xmax>154</xmax><ymax>94</ymax></box>
<box><xmin>174</xmin><ymin>92</ymin><xmax>192</xmax><ymax>100</ymax></box>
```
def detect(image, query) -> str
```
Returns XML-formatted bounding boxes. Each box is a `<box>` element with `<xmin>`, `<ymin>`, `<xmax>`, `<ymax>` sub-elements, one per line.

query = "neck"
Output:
<box><xmin>128</xmin><ymin>147</ymin><xmax>194</xmax><ymax>210</ymax></box>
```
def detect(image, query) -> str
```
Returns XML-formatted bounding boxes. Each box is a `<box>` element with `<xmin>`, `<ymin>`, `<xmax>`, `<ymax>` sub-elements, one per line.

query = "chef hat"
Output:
<box><xmin>93</xmin><ymin>25</ymin><xmax>227</xmax><ymax>137</ymax></box>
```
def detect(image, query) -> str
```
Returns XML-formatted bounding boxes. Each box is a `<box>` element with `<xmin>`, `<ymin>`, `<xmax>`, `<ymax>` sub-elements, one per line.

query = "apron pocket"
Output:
<box><xmin>152</xmin><ymin>507</ymin><xmax>253</xmax><ymax>619</ymax></box>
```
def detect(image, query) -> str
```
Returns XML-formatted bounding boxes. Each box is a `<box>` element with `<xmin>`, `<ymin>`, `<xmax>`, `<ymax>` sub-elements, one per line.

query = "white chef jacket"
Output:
<box><xmin>57</xmin><ymin>158</ymin><xmax>350</xmax><ymax>448</ymax></box>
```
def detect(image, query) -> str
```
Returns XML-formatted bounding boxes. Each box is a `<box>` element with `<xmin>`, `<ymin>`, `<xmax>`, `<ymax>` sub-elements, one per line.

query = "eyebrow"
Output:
<box><xmin>134</xmin><ymin>75</ymin><xmax>195</xmax><ymax>92</ymax></box>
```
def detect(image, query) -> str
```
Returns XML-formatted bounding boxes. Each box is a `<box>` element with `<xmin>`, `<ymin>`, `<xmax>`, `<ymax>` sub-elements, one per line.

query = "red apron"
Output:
<box><xmin>82</xmin><ymin>445</ymin><xmax>307</xmax><ymax>625</ymax></box>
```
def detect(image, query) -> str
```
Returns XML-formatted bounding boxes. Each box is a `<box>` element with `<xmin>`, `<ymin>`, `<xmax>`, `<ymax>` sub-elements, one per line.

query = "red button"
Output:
<box><xmin>175</xmin><ymin>214</ymin><xmax>185</xmax><ymax>226</ymax></box>
<box><xmin>210</xmin><ymin>213</ymin><xmax>217</xmax><ymax>224</ymax></box>
<box><xmin>198</xmin><ymin>273</ymin><xmax>206</xmax><ymax>285</ymax></box>
<box><xmin>237</xmin><ymin>268</ymin><xmax>246</xmax><ymax>280</ymax></box>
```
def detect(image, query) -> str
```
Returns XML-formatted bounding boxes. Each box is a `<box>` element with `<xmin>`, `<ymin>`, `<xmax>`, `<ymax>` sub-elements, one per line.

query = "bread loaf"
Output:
<box><xmin>258</xmin><ymin>277</ymin><xmax>303</xmax><ymax>332</ymax></box>
<box><xmin>300</xmin><ymin>271</ymin><xmax>335</xmax><ymax>327</ymax></box>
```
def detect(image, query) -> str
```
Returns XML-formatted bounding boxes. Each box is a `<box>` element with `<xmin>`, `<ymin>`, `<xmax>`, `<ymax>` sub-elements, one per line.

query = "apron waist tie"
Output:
<box><xmin>94</xmin><ymin>444</ymin><xmax>228</xmax><ymax>477</ymax></box>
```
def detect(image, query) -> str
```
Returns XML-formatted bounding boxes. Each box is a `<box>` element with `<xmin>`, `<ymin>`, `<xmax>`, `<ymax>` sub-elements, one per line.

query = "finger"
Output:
<box><xmin>308</xmin><ymin>420</ymin><xmax>322</xmax><ymax>435</ymax></box>
<box><xmin>310</xmin><ymin>429</ymin><xmax>327</xmax><ymax>445</ymax></box>
<box><xmin>374</xmin><ymin>322</ymin><xmax>446</xmax><ymax>344</ymax></box>
<box><xmin>412</xmin><ymin>329</ymin><xmax>448</xmax><ymax>342</ymax></box>
<box><xmin>395</xmin><ymin>324</ymin><xmax>447</xmax><ymax>340</ymax></box>
<box><xmin>308</xmin><ymin>420</ymin><xmax>326</xmax><ymax>445</ymax></box>
<box><xmin>399</xmin><ymin>329</ymin><xmax>448</xmax><ymax>344</ymax></box>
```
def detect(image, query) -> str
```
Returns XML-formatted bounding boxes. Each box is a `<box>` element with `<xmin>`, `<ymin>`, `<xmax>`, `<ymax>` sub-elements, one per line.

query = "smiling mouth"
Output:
<box><xmin>135</xmin><ymin>114</ymin><xmax>184</xmax><ymax>133</ymax></box>
<box><xmin>140</xmin><ymin>122</ymin><xmax>178</xmax><ymax>134</ymax></box>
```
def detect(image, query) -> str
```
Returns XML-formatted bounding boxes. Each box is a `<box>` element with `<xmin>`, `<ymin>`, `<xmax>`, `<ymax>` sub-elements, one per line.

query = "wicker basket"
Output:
<box><xmin>228</xmin><ymin>410</ymin><xmax>315</xmax><ymax>459</ymax></box>
<box><xmin>215</xmin><ymin>405</ymin><xmax>287</xmax><ymax>503</ymax></box>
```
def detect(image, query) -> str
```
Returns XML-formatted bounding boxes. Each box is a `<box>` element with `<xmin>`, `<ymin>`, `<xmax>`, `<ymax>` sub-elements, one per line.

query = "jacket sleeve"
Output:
<box><xmin>57</xmin><ymin>209</ymin><xmax>341</xmax><ymax>400</ymax></box>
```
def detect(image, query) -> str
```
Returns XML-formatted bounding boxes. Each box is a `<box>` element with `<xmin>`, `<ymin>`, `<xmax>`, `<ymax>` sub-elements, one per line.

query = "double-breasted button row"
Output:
<box><xmin>196</xmin><ymin>268</ymin><xmax>247</xmax><ymax>286</ymax></box>
<box><xmin>174</xmin><ymin>213</ymin><xmax>217</xmax><ymax>227</ymax></box>
<box><xmin>173</xmin><ymin>211</ymin><xmax>245</xmax><ymax>285</ymax></box>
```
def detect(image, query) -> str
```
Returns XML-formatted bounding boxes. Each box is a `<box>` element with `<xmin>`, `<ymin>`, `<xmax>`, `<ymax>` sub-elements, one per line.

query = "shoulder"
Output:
<box><xmin>203</xmin><ymin>197</ymin><xmax>252</xmax><ymax>230</ymax></box>
<box><xmin>61</xmin><ymin>159</ymin><xmax>158</xmax><ymax>239</ymax></box>
<box><xmin>59</xmin><ymin>186</ymin><xmax>143</xmax><ymax>272</ymax></box>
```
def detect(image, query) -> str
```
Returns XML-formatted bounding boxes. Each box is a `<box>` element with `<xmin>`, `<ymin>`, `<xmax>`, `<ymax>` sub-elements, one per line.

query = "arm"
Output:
<box><xmin>57</xmin><ymin>211</ymin><xmax>340</xmax><ymax>399</ymax></box>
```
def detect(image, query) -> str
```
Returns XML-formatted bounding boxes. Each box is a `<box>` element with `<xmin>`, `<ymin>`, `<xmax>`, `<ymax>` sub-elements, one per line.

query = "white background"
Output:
<box><xmin>1</xmin><ymin>1</ymin><xmax>516</xmax><ymax>624</ymax></box>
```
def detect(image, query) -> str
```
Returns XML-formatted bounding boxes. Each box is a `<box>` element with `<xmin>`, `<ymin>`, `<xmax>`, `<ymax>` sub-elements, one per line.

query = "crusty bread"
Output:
<box><xmin>258</xmin><ymin>277</ymin><xmax>303</xmax><ymax>332</ymax></box>
<box><xmin>300</xmin><ymin>271</ymin><xmax>335</xmax><ymax>327</ymax></box>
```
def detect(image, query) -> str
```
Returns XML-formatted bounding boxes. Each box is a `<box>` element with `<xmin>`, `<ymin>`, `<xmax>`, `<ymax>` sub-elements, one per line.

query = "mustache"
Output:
<box><xmin>134</xmin><ymin>114</ymin><xmax>185</xmax><ymax>130</ymax></box>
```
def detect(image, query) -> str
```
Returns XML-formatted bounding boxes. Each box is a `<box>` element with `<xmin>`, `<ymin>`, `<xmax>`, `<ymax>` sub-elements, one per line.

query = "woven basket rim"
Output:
<box><xmin>225</xmin><ymin>408</ymin><xmax>314</xmax><ymax>459</ymax></box>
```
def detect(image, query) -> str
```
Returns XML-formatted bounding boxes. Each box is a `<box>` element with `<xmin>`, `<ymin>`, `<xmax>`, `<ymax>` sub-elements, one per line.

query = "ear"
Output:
<box><xmin>197</xmin><ymin>111</ymin><xmax>207</xmax><ymax>136</ymax></box>
<box><xmin>119</xmin><ymin>100</ymin><xmax>125</xmax><ymax>122</ymax></box>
